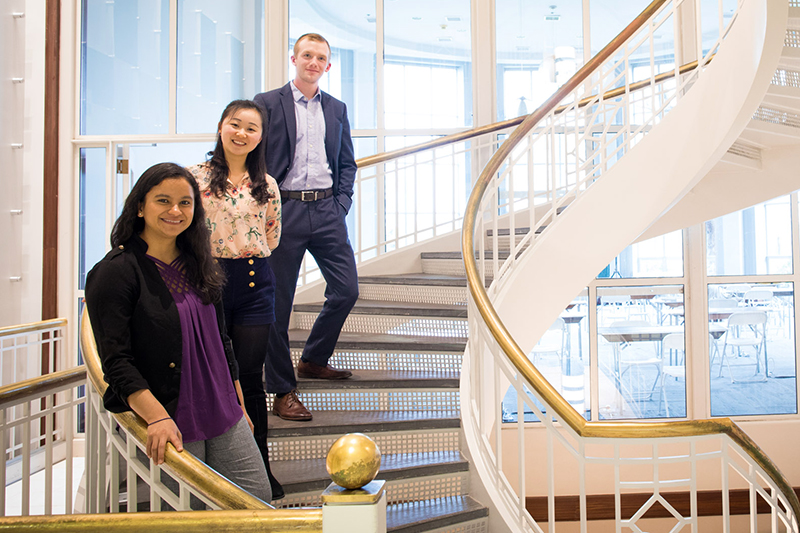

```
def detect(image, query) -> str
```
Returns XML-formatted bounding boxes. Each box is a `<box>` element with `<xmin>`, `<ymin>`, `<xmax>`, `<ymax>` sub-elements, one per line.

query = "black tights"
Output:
<box><xmin>228</xmin><ymin>323</ymin><xmax>283</xmax><ymax>499</ymax></box>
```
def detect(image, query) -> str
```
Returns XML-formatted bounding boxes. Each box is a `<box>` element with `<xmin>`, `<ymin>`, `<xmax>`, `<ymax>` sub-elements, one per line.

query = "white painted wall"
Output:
<box><xmin>0</xmin><ymin>0</ymin><xmax>45</xmax><ymax>328</ymax></box>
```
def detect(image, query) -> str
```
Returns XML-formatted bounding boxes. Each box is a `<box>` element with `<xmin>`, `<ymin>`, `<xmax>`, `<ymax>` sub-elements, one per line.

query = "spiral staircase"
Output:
<box><xmin>8</xmin><ymin>0</ymin><xmax>800</xmax><ymax>532</ymax></box>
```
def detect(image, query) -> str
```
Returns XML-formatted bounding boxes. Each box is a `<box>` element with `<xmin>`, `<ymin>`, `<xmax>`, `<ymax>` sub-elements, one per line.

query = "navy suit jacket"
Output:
<box><xmin>254</xmin><ymin>83</ymin><xmax>357</xmax><ymax>214</ymax></box>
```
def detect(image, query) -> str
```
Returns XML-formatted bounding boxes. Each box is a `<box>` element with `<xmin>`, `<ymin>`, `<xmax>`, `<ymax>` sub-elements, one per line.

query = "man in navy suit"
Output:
<box><xmin>254</xmin><ymin>33</ymin><xmax>358</xmax><ymax>422</ymax></box>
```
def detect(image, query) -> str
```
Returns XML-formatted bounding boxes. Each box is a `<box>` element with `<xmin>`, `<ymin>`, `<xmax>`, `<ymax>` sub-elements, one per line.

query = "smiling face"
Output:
<box><xmin>291</xmin><ymin>37</ymin><xmax>331</xmax><ymax>89</ymax></box>
<box><xmin>218</xmin><ymin>107</ymin><xmax>263</xmax><ymax>161</ymax></box>
<box><xmin>138</xmin><ymin>177</ymin><xmax>195</xmax><ymax>248</ymax></box>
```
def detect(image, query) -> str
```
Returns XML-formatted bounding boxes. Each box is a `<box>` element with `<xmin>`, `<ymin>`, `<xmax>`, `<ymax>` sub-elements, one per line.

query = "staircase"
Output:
<box><xmin>268</xmin><ymin>254</ymin><xmax>489</xmax><ymax>532</ymax></box>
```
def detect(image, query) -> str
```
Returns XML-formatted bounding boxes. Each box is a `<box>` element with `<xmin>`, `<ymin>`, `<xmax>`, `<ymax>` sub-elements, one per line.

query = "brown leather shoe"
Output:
<box><xmin>272</xmin><ymin>390</ymin><xmax>312</xmax><ymax>421</ymax></box>
<box><xmin>297</xmin><ymin>360</ymin><xmax>353</xmax><ymax>380</ymax></box>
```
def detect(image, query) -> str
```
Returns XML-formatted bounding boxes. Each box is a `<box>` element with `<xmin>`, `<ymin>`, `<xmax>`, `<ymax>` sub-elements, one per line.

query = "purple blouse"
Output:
<box><xmin>149</xmin><ymin>256</ymin><xmax>242</xmax><ymax>443</ymax></box>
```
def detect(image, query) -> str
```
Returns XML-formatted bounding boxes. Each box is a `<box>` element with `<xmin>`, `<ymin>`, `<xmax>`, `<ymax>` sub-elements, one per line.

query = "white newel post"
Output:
<box><xmin>321</xmin><ymin>480</ymin><xmax>387</xmax><ymax>533</ymax></box>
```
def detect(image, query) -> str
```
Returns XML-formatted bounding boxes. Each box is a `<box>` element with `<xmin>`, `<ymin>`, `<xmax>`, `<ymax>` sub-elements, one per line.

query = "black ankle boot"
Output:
<box><xmin>244</xmin><ymin>395</ymin><xmax>285</xmax><ymax>500</ymax></box>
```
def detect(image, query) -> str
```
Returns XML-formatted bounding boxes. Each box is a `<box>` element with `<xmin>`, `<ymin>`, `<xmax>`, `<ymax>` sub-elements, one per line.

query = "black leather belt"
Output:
<box><xmin>280</xmin><ymin>188</ymin><xmax>333</xmax><ymax>202</ymax></box>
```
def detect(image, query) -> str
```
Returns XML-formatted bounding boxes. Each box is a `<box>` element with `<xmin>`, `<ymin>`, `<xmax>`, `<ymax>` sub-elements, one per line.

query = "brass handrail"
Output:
<box><xmin>0</xmin><ymin>366</ymin><xmax>86</xmax><ymax>409</ymax></box>
<box><xmin>0</xmin><ymin>318</ymin><xmax>67</xmax><ymax>338</ymax></box>
<box><xmin>0</xmin><ymin>508</ymin><xmax>323</xmax><ymax>532</ymax></box>
<box><xmin>461</xmin><ymin>0</ymin><xmax>800</xmax><ymax>526</ymax></box>
<box><xmin>79</xmin><ymin>308</ymin><xmax>321</xmax><ymax>526</ymax></box>
<box><xmin>355</xmin><ymin>58</ymin><xmax>709</xmax><ymax>169</ymax></box>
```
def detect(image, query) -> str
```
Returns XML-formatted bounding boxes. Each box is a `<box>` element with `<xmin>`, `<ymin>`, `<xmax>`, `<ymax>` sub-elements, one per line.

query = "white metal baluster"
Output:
<box><xmin>690</xmin><ymin>439</ymin><xmax>698</xmax><ymax>531</ymax></box>
<box><xmin>85</xmin><ymin>392</ymin><xmax>97</xmax><ymax>513</ymax></box>
<box><xmin>65</xmin><ymin>388</ymin><xmax>74</xmax><ymax>514</ymax></box>
<box><xmin>0</xmin><ymin>408</ymin><xmax>6</xmax><ymax>515</ymax></box>
<box><xmin>547</xmin><ymin>428</ymin><xmax>555</xmax><ymax>533</ymax></box>
<box><xmin>45</xmin><ymin>394</ymin><xmax>53</xmax><ymax>514</ymax></box>
<box><xmin>615</xmin><ymin>444</ymin><xmax>622</xmax><ymax>533</ymax></box>
<box><xmin>579</xmin><ymin>439</ymin><xmax>587</xmax><ymax>533</ymax></box>
<box><xmin>722</xmin><ymin>443</ymin><xmax>731</xmax><ymax>533</ymax></box>
<box><xmin>21</xmin><ymin>402</ymin><xmax>30</xmax><ymax>516</ymax></box>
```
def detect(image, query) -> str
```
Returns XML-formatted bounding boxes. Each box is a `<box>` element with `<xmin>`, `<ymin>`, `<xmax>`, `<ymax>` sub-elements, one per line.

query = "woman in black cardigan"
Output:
<box><xmin>85</xmin><ymin>162</ymin><xmax>270</xmax><ymax>503</ymax></box>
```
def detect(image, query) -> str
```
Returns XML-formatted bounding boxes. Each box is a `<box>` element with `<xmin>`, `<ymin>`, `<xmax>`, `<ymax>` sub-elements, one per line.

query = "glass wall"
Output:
<box><xmin>288</xmin><ymin>0</ymin><xmax>377</xmax><ymax>129</ymax></box>
<box><xmin>597</xmin><ymin>285</ymin><xmax>686</xmax><ymax>419</ymax></box>
<box><xmin>496</xmin><ymin>0</ymin><xmax>583</xmax><ymax>121</ymax></box>
<box><xmin>177</xmin><ymin>0</ymin><xmax>264</xmax><ymax>133</ymax></box>
<box><xmin>706</xmin><ymin>195</ymin><xmax>797</xmax><ymax>417</ymax></box>
<box><xmin>80</xmin><ymin>0</ymin><xmax>170</xmax><ymax>135</ymax></box>
<box><xmin>73</xmin><ymin>1</ymin><xmax>800</xmax><ymax>426</ymax></box>
<box><xmin>598</xmin><ymin>230</ymin><xmax>683</xmax><ymax>279</ymax></box>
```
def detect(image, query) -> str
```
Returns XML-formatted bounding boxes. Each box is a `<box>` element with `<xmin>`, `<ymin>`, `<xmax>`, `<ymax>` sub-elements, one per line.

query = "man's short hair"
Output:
<box><xmin>293</xmin><ymin>33</ymin><xmax>331</xmax><ymax>58</ymax></box>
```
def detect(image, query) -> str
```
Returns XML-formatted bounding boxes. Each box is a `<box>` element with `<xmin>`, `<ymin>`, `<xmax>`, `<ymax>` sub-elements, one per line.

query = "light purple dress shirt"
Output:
<box><xmin>283</xmin><ymin>81</ymin><xmax>334</xmax><ymax>191</ymax></box>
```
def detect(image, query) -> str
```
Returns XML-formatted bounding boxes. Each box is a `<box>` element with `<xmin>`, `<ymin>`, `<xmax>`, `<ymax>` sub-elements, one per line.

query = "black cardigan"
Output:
<box><xmin>85</xmin><ymin>234</ymin><xmax>238</xmax><ymax>416</ymax></box>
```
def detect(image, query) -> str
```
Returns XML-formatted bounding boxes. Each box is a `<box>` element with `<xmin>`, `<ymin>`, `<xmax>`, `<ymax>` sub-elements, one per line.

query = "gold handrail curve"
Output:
<box><xmin>79</xmin><ymin>308</ymin><xmax>322</xmax><ymax>521</ymax></box>
<box><xmin>355</xmin><ymin>58</ymin><xmax>709</xmax><ymax>169</ymax></box>
<box><xmin>0</xmin><ymin>508</ymin><xmax>323</xmax><ymax>532</ymax></box>
<box><xmin>0</xmin><ymin>366</ymin><xmax>86</xmax><ymax>409</ymax></box>
<box><xmin>0</xmin><ymin>317</ymin><xmax>67</xmax><ymax>338</ymax></box>
<box><xmin>460</xmin><ymin>0</ymin><xmax>800</xmax><ymax>525</ymax></box>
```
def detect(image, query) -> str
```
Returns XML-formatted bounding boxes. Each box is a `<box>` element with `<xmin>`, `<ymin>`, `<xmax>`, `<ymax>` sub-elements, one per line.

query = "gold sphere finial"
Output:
<box><xmin>325</xmin><ymin>433</ymin><xmax>382</xmax><ymax>490</ymax></box>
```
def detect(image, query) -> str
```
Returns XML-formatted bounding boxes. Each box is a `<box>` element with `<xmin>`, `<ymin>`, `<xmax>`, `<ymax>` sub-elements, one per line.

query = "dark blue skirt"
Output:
<box><xmin>218</xmin><ymin>257</ymin><xmax>276</xmax><ymax>326</ymax></box>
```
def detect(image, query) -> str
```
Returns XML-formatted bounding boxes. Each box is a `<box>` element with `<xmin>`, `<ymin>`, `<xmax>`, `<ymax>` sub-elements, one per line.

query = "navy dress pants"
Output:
<box><xmin>266</xmin><ymin>196</ymin><xmax>359</xmax><ymax>394</ymax></box>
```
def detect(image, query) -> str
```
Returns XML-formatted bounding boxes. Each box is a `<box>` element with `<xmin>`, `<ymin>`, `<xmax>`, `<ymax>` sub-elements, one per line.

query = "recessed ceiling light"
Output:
<box><xmin>446</xmin><ymin>17</ymin><xmax>461</xmax><ymax>22</ymax></box>
<box><xmin>438</xmin><ymin>37</ymin><xmax>453</xmax><ymax>42</ymax></box>
<box><xmin>412</xmin><ymin>16</ymin><xmax>422</xmax><ymax>20</ymax></box>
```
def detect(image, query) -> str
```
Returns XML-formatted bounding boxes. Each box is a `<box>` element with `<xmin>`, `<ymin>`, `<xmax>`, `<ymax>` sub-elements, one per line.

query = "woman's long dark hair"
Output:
<box><xmin>206</xmin><ymin>99</ymin><xmax>273</xmax><ymax>204</ymax></box>
<box><xmin>110</xmin><ymin>162</ymin><xmax>225</xmax><ymax>304</ymax></box>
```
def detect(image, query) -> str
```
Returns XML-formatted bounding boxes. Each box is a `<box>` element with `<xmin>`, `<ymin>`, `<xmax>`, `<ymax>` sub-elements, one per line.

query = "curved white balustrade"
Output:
<box><xmin>460</xmin><ymin>0</ymin><xmax>799</xmax><ymax>532</ymax></box>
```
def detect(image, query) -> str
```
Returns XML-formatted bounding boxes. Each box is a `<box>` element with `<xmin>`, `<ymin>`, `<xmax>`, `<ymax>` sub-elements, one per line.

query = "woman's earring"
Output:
<box><xmin>138</xmin><ymin>211</ymin><xmax>143</xmax><ymax>217</ymax></box>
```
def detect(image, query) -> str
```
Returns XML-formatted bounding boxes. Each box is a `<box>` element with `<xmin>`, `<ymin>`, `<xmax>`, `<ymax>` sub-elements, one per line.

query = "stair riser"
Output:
<box><xmin>293</xmin><ymin>312</ymin><xmax>468</xmax><ymax>338</ymax></box>
<box><xmin>422</xmin><ymin>258</ymin><xmax>497</xmax><ymax>277</ymax></box>
<box><xmin>274</xmin><ymin>472</ymin><xmax>471</xmax><ymax>508</ymax></box>
<box><xmin>266</xmin><ymin>389</ymin><xmax>460</xmax><ymax>413</ymax></box>
<box><xmin>401</xmin><ymin>518</ymin><xmax>488</xmax><ymax>533</ymax></box>
<box><xmin>268</xmin><ymin>428</ymin><xmax>461</xmax><ymax>462</ymax></box>
<box><xmin>359</xmin><ymin>284</ymin><xmax>468</xmax><ymax>305</ymax></box>
<box><xmin>483</xmin><ymin>234</ymin><xmax>527</xmax><ymax>251</ymax></box>
<box><xmin>292</xmin><ymin>349</ymin><xmax>463</xmax><ymax>374</ymax></box>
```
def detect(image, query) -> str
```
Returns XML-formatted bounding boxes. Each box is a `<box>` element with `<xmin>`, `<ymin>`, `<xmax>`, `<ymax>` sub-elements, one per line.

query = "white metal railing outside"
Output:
<box><xmin>462</xmin><ymin>0</ymin><xmax>800</xmax><ymax>531</ymax></box>
<box><xmin>0</xmin><ymin>319</ymin><xmax>85</xmax><ymax>517</ymax></box>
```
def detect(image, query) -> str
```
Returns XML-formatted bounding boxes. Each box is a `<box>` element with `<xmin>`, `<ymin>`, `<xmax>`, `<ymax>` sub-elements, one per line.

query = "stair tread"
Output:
<box><xmin>298</xmin><ymin>369</ymin><xmax>459</xmax><ymax>390</ymax></box>
<box><xmin>269</xmin><ymin>410</ymin><xmax>461</xmax><ymax>437</ymax></box>
<box><xmin>288</xmin><ymin>329</ymin><xmax>467</xmax><ymax>351</ymax></box>
<box><xmin>294</xmin><ymin>298</ymin><xmax>467</xmax><ymax>317</ymax></box>
<box><xmin>387</xmin><ymin>496</ymin><xmax>488</xmax><ymax>533</ymax></box>
<box><xmin>358</xmin><ymin>273</ymin><xmax>468</xmax><ymax>287</ymax></box>
<box><xmin>272</xmin><ymin>451</ymin><xmax>467</xmax><ymax>494</ymax></box>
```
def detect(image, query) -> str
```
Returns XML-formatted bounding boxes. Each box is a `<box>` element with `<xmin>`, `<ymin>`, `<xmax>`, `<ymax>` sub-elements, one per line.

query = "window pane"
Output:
<box><xmin>598</xmin><ymin>230</ymin><xmax>683</xmax><ymax>279</ymax></box>
<box><xmin>699</xmin><ymin>0</ymin><xmax>737</xmax><ymax>55</ymax></box>
<box><xmin>496</xmin><ymin>0</ymin><xmax>583</xmax><ymax>121</ymax></box>
<box><xmin>503</xmin><ymin>291</ymin><xmax>590</xmax><ymax>423</ymax></box>
<box><xmin>80</xmin><ymin>0</ymin><xmax>169</xmax><ymax>135</ymax></box>
<box><xmin>177</xmin><ymin>0</ymin><xmax>264</xmax><ymax>133</ymax></box>
<box><xmin>708</xmin><ymin>283</ymin><xmax>797</xmax><ymax>416</ymax></box>
<box><xmin>288</xmin><ymin>0</ymin><xmax>376</xmax><ymax>129</ymax></box>
<box><xmin>706</xmin><ymin>196</ymin><xmax>793</xmax><ymax>276</ymax></box>
<box><xmin>589</xmin><ymin>1</ymin><xmax>650</xmax><ymax>56</ymax></box>
<box><xmin>351</xmin><ymin>137</ymin><xmax>378</xmax><ymax>258</ymax></box>
<box><xmin>79</xmin><ymin>148</ymin><xmax>107</xmax><ymax>290</ymax></box>
<box><xmin>128</xmin><ymin>143</ymin><xmax>215</xmax><ymax>182</ymax></box>
<box><xmin>384</xmin><ymin>0</ymin><xmax>472</xmax><ymax>128</ymax></box>
<box><xmin>597</xmin><ymin>285</ymin><xmax>685</xmax><ymax>419</ymax></box>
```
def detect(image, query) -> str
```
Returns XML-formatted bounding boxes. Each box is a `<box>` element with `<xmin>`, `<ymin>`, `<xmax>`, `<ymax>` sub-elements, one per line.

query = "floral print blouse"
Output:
<box><xmin>189</xmin><ymin>162</ymin><xmax>281</xmax><ymax>259</ymax></box>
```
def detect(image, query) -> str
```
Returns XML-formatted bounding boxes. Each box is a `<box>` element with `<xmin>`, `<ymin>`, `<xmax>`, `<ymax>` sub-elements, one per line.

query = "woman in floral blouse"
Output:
<box><xmin>188</xmin><ymin>99</ymin><xmax>283</xmax><ymax>500</ymax></box>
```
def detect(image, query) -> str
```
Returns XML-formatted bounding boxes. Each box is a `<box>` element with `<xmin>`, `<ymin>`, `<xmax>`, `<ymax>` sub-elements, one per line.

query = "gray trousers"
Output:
<box><xmin>183</xmin><ymin>416</ymin><xmax>272</xmax><ymax>504</ymax></box>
